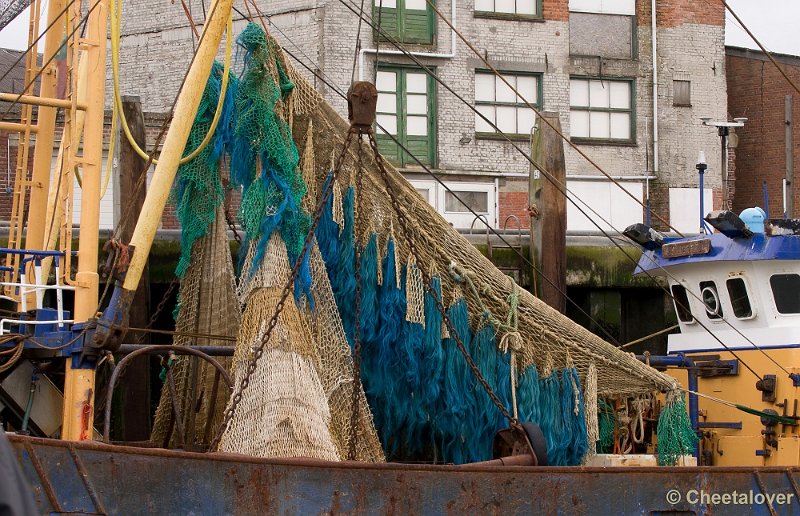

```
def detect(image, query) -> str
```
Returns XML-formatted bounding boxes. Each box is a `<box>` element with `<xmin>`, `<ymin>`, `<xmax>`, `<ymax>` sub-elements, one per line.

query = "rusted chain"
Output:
<box><xmin>209</xmin><ymin>128</ymin><xmax>357</xmax><ymax>451</ymax></box>
<box><xmin>348</xmin><ymin>130</ymin><xmax>366</xmax><ymax>460</ymax></box>
<box><xmin>367</xmin><ymin>131</ymin><xmax>516</xmax><ymax>426</ymax></box>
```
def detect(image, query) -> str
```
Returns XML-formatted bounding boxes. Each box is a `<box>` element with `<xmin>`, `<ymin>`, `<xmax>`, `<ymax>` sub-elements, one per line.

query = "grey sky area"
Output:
<box><xmin>0</xmin><ymin>1</ymin><xmax>798</xmax><ymax>62</ymax></box>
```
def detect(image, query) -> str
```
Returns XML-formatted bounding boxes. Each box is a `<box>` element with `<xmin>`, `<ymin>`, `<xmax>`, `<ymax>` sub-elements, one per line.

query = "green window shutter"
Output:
<box><xmin>373</xmin><ymin>6</ymin><xmax>399</xmax><ymax>40</ymax></box>
<box><xmin>402</xmin><ymin>8</ymin><xmax>433</xmax><ymax>44</ymax></box>
<box><xmin>374</xmin><ymin>1</ymin><xmax>434</xmax><ymax>44</ymax></box>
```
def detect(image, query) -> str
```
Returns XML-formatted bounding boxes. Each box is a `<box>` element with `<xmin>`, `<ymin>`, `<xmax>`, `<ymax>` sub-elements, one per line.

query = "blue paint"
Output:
<box><xmin>636</xmin><ymin>233</ymin><xmax>800</xmax><ymax>275</ymax></box>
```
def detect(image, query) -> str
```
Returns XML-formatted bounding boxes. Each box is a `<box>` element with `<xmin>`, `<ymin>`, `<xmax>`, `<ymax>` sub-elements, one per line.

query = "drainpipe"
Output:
<box><xmin>651</xmin><ymin>0</ymin><xmax>659</xmax><ymax>176</ymax></box>
<box><xmin>358</xmin><ymin>0</ymin><xmax>457</xmax><ymax>81</ymax></box>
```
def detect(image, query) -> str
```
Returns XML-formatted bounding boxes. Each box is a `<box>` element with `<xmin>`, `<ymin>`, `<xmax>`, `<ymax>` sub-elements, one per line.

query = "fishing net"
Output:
<box><xmin>656</xmin><ymin>391</ymin><xmax>697</xmax><ymax>465</ymax></box>
<box><xmin>150</xmin><ymin>208</ymin><xmax>240</xmax><ymax>448</ymax></box>
<box><xmin>170</xmin><ymin>21</ymin><xmax>687</xmax><ymax>465</ymax></box>
<box><xmin>150</xmin><ymin>60</ymin><xmax>239</xmax><ymax>448</ymax></box>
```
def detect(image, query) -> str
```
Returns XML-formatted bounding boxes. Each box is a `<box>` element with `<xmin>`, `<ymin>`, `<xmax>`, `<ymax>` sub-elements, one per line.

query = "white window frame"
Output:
<box><xmin>474</xmin><ymin>0</ymin><xmax>539</xmax><ymax>17</ymax></box>
<box><xmin>569</xmin><ymin>0</ymin><xmax>634</xmax><ymax>15</ymax></box>
<box><xmin>474</xmin><ymin>71</ymin><xmax>540</xmax><ymax>137</ymax></box>
<box><xmin>408</xmin><ymin>179</ymin><xmax>497</xmax><ymax>229</ymax></box>
<box><xmin>569</xmin><ymin>78</ymin><xmax>634</xmax><ymax>142</ymax></box>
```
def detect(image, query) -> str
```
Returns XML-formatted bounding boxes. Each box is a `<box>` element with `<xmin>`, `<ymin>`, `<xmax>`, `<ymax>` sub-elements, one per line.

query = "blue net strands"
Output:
<box><xmin>313</xmin><ymin>188</ymin><xmax>591</xmax><ymax>464</ymax></box>
<box><xmin>230</xmin><ymin>22</ymin><xmax>312</xmax><ymax>302</ymax></box>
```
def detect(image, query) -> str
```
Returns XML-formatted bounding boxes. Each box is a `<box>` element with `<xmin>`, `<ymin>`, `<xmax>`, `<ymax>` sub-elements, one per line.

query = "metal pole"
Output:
<box><xmin>61</xmin><ymin>0</ymin><xmax>107</xmax><ymax>442</ymax></box>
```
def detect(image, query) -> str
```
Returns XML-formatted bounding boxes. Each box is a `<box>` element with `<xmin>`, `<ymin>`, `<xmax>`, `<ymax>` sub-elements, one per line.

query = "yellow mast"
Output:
<box><xmin>60</xmin><ymin>0</ymin><xmax>108</xmax><ymax>441</ymax></box>
<box><xmin>24</xmin><ymin>0</ymin><xmax>67</xmax><ymax>269</ymax></box>
<box><xmin>70</xmin><ymin>0</ymin><xmax>234</xmax><ymax>440</ymax></box>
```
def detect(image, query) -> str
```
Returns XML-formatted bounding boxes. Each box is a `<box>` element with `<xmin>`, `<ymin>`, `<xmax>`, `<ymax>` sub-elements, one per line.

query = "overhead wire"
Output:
<box><xmin>721</xmin><ymin>0</ymin><xmax>800</xmax><ymax>96</ymax></box>
<box><xmin>239</xmin><ymin>1</ymin><xmax>626</xmax><ymax>346</ymax></box>
<box><xmin>336</xmin><ymin>0</ymin><xmax>774</xmax><ymax>380</ymax></box>
<box><xmin>0</xmin><ymin>0</ymin><xmax>76</xmax><ymax>88</ymax></box>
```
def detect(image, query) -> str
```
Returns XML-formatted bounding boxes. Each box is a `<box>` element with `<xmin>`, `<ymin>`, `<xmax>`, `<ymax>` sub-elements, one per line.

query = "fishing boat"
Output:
<box><xmin>1</xmin><ymin>0</ymin><xmax>800</xmax><ymax>514</ymax></box>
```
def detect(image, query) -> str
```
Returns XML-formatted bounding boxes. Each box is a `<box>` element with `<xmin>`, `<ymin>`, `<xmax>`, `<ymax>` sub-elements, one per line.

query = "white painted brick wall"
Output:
<box><xmin>113</xmin><ymin>0</ymin><xmax>728</xmax><ymax>214</ymax></box>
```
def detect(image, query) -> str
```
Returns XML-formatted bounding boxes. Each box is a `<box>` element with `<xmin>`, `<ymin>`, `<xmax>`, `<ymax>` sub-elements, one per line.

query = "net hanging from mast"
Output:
<box><xmin>161</xmin><ymin>21</ymin><xmax>687</xmax><ymax>465</ymax></box>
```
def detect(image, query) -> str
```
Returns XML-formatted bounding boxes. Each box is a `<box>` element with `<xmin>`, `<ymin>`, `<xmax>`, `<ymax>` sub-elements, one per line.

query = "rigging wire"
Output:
<box><xmin>721</xmin><ymin>0</ymin><xmax>800</xmax><ymax>96</ymax></box>
<box><xmin>0</xmin><ymin>0</ymin><xmax>76</xmax><ymax>88</ymax></box>
<box><xmin>238</xmin><ymin>1</ymin><xmax>626</xmax><ymax>347</ymax></box>
<box><xmin>335</xmin><ymin>0</ymin><xmax>776</xmax><ymax>380</ymax></box>
<box><xmin>0</xmin><ymin>0</ymin><xmax>100</xmax><ymax>124</ymax></box>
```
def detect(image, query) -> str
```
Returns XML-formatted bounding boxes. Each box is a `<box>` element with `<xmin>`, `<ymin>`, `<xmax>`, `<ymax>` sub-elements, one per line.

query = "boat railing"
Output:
<box><xmin>0</xmin><ymin>248</ymin><xmax>76</xmax><ymax>333</ymax></box>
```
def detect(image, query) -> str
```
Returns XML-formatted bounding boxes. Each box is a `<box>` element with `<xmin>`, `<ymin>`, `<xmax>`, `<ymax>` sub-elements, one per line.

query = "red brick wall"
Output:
<box><xmin>498</xmin><ymin>191</ymin><xmax>531</xmax><ymax>229</ymax></box>
<box><xmin>727</xmin><ymin>50</ymin><xmax>800</xmax><ymax>218</ymax></box>
<box><xmin>636</xmin><ymin>0</ymin><xmax>724</xmax><ymax>28</ymax></box>
<box><xmin>544</xmin><ymin>0</ymin><xmax>569</xmax><ymax>22</ymax></box>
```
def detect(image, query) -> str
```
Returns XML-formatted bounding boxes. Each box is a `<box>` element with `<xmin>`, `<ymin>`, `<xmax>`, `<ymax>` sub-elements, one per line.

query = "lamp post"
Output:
<box><xmin>700</xmin><ymin>117</ymin><xmax>747</xmax><ymax>211</ymax></box>
<box><xmin>696</xmin><ymin>151</ymin><xmax>711</xmax><ymax>235</ymax></box>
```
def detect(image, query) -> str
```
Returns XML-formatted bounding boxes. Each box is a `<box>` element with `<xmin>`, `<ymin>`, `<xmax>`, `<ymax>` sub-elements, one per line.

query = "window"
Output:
<box><xmin>569</xmin><ymin>0</ymin><xmax>635</xmax><ymax>59</ymax></box>
<box><xmin>474</xmin><ymin>71</ymin><xmax>540</xmax><ymax>137</ymax></box>
<box><xmin>569</xmin><ymin>0</ymin><xmax>634</xmax><ymax>15</ymax></box>
<box><xmin>570</xmin><ymin>78</ymin><xmax>633</xmax><ymax>142</ymax></box>
<box><xmin>373</xmin><ymin>0</ymin><xmax>434</xmax><ymax>45</ymax></box>
<box><xmin>475</xmin><ymin>0</ymin><xmax>539</xmax><ymax>17</ymax></box>
<box><xmin>770</xmin><ymin>274</ymin><xmax>800</xmax><ymax>314</ymax></box>
<box><xmin>376</xmin><ymin>67</ymin><xmax>436</xmax><ymax>167</ymax></box>
<box><xmin>673</xmin><ymin>80</ymin><xmax>691</xmax><ymax>107</ymax></box>
<box><xmin>671</xmin><ymin>284</ymin><xmax>694</xmax><ymax>323</ymax></box>
<box><xmin>726</xmin><ymin>277</ymin><xmax>753</xmax><ymax>319</ymax></box>
<box><xmin>699</xmin><ymin>281</ymin><xmax>723</xmax><ymax>320</ymax></box>
<box><xmin>408</xmin><ymin>179</ymin><xmax>497</xmax><ymax>228</ymax></box>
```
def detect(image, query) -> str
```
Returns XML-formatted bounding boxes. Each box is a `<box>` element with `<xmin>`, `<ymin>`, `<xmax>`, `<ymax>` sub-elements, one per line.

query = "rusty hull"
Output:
<box><xmin>9</xmin><ymin>434</ymin><xmax>800</xmax><ymax>515</ymax></box>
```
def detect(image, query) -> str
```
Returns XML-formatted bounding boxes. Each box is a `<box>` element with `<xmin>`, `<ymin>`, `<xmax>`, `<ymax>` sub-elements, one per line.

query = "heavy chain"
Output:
<box><xmin>209</xmin><ymin>128</ymin><xmax>357</xmax><ymax>450</ymax></box>
<box><xmin>348</xmin><ymin>131</ymin><xmax>366</xmax><ymax>460</ymax></box>
<box><xmin>367</xmin><ymin>133</ymin><xmax>516</xmax><ymax>426</ymax></box>
<box><xmin>137</xmin><ymin>277</ymin><xmax>180</xmax><ymax>344</ymax></box>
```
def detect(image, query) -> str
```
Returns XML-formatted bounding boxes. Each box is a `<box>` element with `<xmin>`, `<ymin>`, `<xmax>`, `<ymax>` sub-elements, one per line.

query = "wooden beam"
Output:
<box><xmin>529</xmin><ymin>112</ymin><xmax>567</xmax><ymax>313</ymax></box>
<box><xmin>115</xmin><ymin>96</ymin><xmax>152</xmax><ymax>441</ymax></box>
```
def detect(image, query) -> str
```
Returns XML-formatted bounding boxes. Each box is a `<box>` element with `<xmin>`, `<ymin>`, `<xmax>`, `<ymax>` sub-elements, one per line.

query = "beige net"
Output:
<box><xmin>279</xmin><ymin>45</ymin><xmax>677</xmax><ymax>401</ymax></box>
<box><xmin>150</xmin><ymin>208</ymin><xmax>240</xmax><ymax>448</ymax></box>
<box><xmin>220</xmin><ymin>234</ymin><xmax>383</xmax><ymax>462</ymax></box>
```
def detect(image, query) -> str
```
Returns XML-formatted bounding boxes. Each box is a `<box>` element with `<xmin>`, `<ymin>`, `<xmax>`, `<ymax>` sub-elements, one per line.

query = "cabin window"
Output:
<box><xmin>726</xmin><ymin>277</ymin><xmax>753</xmax><ymax>319</ymax></box>
<box><xmin>699</xmin><ymin>281</ymin><xmax>723</xmax><ymax>320</ymax></box>
<box><xmin>474</xmin><ymin>71</ymin><xmax>541</xmax><ymax>137</ymax></box>
<box><xmin>671</xmin><ymin>284</ymin><xmax>694</xmax><ymax>323</ymax></box>
<box><xmin>770</xmin><ymin>274</ymin><xmax>800</xmax><ymax>314</ymax></box>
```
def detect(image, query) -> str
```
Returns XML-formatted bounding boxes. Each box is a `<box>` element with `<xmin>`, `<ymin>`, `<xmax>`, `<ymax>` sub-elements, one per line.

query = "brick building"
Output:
<box><xmin>112</xmin><ymin>0</ymin><xmax>728</xmax><ymax>235</ymax></box>
<box><xmin>726</xmin><ymin>46</ymin><xmax>800</xmax><ymax>219</ymax></box>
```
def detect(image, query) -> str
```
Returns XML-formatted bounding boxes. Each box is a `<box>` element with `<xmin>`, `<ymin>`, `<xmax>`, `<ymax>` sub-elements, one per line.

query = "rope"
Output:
<box><xmin>109</xmin><ymin>0</ymin><xmax>232</xmax><ymax>165</ymax></box>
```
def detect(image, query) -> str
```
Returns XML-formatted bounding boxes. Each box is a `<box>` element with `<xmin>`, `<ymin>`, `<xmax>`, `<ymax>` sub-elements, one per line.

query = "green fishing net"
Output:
<box><xmin>174</xmin><ymin>61</ymin><xmax>237</xmax><ymax>278</ymax></box>
<box><xmin>657</xmin><ymin>391</ymin><xmax>697</xmax><ymax>465</ymax></box>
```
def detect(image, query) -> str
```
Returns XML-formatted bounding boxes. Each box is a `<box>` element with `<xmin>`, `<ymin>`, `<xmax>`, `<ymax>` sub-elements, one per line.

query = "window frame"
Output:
<box><xmin>769</xmin><ymin>273</ymin><xmax>800</xmax><ymax>315</ymax></box>
<box><xmin>569</xmin><ymin>76</ymin><xmax>636</xmax><ymax>144</ymax></box>
<box><xmin>671</xmin><ymin>283</ymin><xmax>695</xmax><ymax>324</ymax></box>
<box><xmin>375</xmin><ymin>64</ymin><xmax>438</xmax><ymax>168</ymax></box>
<box><xmin>699</xmin><ymin>280</ymin><xmax>724</xmax><ymax>321</ymax></box>
<box><xmin>373</xmin><ymin>0</ymin><xmax>435</xmax><ymax>45</ymax></box>
<box><xmin>673</xmin><ymin>79</ymin><xmax>692</xmax><ymax>107</ymax></box>
<box><xmin>473</xmin><ymin>0</ymin><xmax>543</xmax><ymax>21</ymax></box>
<box><xmin>473</xmin><ymin>70</ymin><xmax>543</xmax><ymax>140</ymax></box>
<box><xmin>725</xmin><ymin>275</ymin><xmax>756</xmax><ymax>320</ymax></box>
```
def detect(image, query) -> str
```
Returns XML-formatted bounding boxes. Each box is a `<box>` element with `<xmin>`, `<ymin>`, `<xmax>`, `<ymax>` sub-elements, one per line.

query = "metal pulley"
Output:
<box><xmin>347</xmin><ymin>81</ymin><xmax>378</xmax><ymax>130</ymax></box>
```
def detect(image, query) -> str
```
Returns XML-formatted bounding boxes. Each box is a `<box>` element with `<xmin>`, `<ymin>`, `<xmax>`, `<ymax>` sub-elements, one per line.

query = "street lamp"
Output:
<box><xmin>696</xmin><ymin>151</ymin><xmax>713</xmax><ymax>235</ymax></box>
<box><xmin>701</xmin><ymin>117</ymin><xmax>747</xmax><ymax>210</ymax></box>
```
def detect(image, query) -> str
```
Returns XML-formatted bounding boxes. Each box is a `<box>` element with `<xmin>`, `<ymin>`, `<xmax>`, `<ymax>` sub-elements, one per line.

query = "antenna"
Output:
<box><xmin>696</xmin><ymin>151</ymin><xmax>710</xmax><ymax>235</ymax></box>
